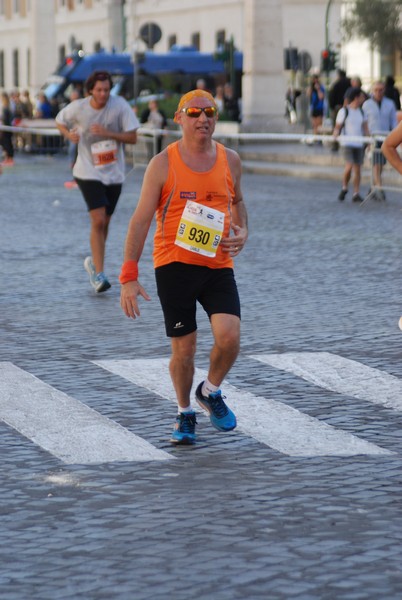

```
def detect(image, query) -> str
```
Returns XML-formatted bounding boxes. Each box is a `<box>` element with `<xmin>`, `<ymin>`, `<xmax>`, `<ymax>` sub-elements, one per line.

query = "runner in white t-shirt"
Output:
<box><xmin>56</xmin><ymin>71</ymin><xmax>139</xmax><ymax>293</ymax></box>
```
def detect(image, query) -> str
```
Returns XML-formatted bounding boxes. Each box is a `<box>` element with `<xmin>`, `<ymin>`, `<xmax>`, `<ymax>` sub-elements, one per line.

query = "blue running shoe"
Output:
<box><xmin>195</xmin><ymin>382</ymin><xmax>237</xmax><ymax>431</ymax></box>
<box><xmin>94</xmin><ymin>272</ymin><xmax>111</xmax><ymax>293</ymax></box>
<box><xmin>170</xmin><ymin>412</ymin><xmax>197</xmax><ymax>445</ymax></box>
<box><xmin>84</xmin><ymin>257</ymin><xmax>111</xmax><ymax>293</ymax></box>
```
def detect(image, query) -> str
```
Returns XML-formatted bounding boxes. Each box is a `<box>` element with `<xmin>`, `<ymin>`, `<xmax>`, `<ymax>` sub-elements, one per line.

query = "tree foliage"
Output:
<box><xmin>342</xmin><ymin>0</ymin><xmax>402</xmax><ymax>50</ymax></box>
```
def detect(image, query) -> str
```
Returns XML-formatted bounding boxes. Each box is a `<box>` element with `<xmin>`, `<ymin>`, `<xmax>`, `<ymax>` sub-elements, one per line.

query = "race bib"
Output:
<box><xmin>175</xmin><ymin>201</ymin><xmax>225</xmax><ymax>258</ymax></box>
<box><xmin>91</xmin><ymin>140</ymin><xmax>118</xmax><ymax>168</ymax></box>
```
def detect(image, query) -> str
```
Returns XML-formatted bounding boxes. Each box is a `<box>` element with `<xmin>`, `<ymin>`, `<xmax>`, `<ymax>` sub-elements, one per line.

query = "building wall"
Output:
<box><xmin>0</xmin><ymin>0</ymin><xmax>343</xmax><ymax>96</ymax></box>
<box><xmin>126</xmin><ymin>0</ymin><xmax>244</xmax><ymax>53</ymax></box>
<box><xmin>343</xmin><ymin>39</ymin><xmax>377</xmax><ymax>90</ymax></box>
<box><xmin>0</xmin><ymin>0</ymin><xmax>388</xmax><ymax>125</ymax></box>
<box><xmin>54</xmin><ymin>0</ymin><xmax>125</xmax><ymax>56</ymax></box>
<box><xmin>282</xmin><ymin>0</ymin><xmax>342</xmax><ymax>73</ymax></box>
<box><xmin>242</xmin><ymin>0</ymin><xmax>285</xmax><ymax>130</ymax></box>
<box><xmin>0</xmin><ymin>0</ymin><xmax>31</xmax><ymax>90</ymax></box>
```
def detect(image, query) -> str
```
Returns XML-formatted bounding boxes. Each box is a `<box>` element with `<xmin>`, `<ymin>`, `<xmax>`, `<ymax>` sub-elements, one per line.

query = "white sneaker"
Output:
<box><xmin>84</xmin><ymin>256</ymin><xmax>97</xmax><ymax>289</ymax></box>
<box><xmin>84</xmin><ymin>257</ymin><xmax>111</xmax><ymax>293</ymax></box>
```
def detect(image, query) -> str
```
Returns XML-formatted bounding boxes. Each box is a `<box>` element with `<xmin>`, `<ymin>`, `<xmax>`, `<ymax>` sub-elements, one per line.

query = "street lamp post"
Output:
<box><xmin>324</xmin><ymin>0</ymin><xmax>334</xmax><ymax>118</ymax></box>
<box><xmin>325</xmin><ymin>0</ymin><xmax>333</xmax><ymax>51</ymax></box>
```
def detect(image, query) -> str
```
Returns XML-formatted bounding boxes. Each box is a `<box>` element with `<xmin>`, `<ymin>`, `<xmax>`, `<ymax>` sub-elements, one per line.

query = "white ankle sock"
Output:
<box><xmin>179</xmin><ymin>405</ymin><xmax>193</xmax><ymax>414</ymax></box>
<box><xmin>202</xmin><ymin>379</ymin><xmax>219</xmax><ymax>397</ymax></box>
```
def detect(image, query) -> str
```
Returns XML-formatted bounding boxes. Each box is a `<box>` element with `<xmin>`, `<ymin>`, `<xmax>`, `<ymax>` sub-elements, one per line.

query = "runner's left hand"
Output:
<box><xmin>221</xmin><ymin>224</ymin><xmax>248</xmax><ymax>256</ymax></box>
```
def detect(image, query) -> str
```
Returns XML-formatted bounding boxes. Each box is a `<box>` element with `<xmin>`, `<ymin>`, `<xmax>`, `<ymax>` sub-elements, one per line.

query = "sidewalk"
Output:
<box><xmin>238</xmin><ymin>140</ymin><xmax>371</xmax><ymax>182</ymax></box>
<box><xmin>132</xmin><ymin>133</ymin><xmax>391</xmax><ymax>185</ymax></box>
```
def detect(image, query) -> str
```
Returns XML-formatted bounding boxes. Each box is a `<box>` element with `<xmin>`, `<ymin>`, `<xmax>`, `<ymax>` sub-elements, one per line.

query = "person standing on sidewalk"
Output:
<box><xmin>0</xmin><ymin>92</ymin><xmax>15</xmax><ymax>166</ymax></box>
<box><xmin>333</xmin><ymin>87</ymin><xmax>370</xmax><ymax>203</ymax></box>
<box><xmin>140</xmin><ymin>98</ymin><xmax>167</xmax><ymax>157</ymax></box>
<box><xmin>307</xmin><ymin>74</ymin><xmax>325</xmax><ymax>140</ymax></box>
<box><xmin>363</xmin><ymin>81</ymin><xmax>398</xmax><ymax>200</ymax></box>
<box><xmin>119</xmin><ymin>89</ymin><xmax>248</xmax><ymax>445</ymax></box>
<box><xmin>328</xmin><ymin>69</ymin><xmax>351</xmax><ymax>125</ymax></box>
<box><xmin>384</xmin><ymin>75</ymin><xmax>401</xmax><ymax>111</ymax></box>
<box><xmin>56</xmin><ymin>71</ymin><xmax>139</xmax><ymax>293</ymax></box>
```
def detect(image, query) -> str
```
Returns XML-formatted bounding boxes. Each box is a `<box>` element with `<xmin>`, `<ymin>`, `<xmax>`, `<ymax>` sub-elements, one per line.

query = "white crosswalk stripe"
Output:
<box><xmin>0</xmin><ymin>362</ymin><xmax>173</xmax><ymax>464</ymax></box>
<box><xmin>251</xmin><ymin>352</ymin><xmax>402</xmax><ymax>412</ymax></box>
<box><xmin>94</xmin><ymin>358</ymin><xmax>393</xmax><ymax>457</ymax></box>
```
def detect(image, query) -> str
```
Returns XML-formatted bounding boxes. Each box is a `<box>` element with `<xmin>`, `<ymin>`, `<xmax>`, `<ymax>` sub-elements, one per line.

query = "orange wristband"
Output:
<box><xmin>119</xmin><ymin>260</ymin><xmax>139</xmax><ymax>284</ymax></box>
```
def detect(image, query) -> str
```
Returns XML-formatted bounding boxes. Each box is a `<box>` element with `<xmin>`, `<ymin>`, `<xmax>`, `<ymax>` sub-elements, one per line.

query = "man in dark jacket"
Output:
<box><xmin>329</xmin><ymin>69</ymin><xmax>351</xmax><ymax>124</ymax></box>
<box><xmin>384</xmin><ymin>75</ymin><xmax>401</xmax><ymax>111</ymax></box>
<box><xmin>328</xmin><ymin>69</ymin><xmax>351</xmax><ymax>152</ymax></box>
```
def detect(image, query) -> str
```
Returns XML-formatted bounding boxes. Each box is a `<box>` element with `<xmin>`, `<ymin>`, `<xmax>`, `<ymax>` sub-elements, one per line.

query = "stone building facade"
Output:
<box><xmin>0</xmin><ymin>0</ymin><xmax>390</xmax><ymax>129</ymax></box>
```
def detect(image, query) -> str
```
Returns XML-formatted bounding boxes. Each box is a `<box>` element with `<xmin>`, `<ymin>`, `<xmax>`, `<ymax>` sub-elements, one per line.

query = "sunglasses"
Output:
<box><xmin>181</xmin><ymin>106</ymin><xmax>217</xmax><ymax>118</ymax></box>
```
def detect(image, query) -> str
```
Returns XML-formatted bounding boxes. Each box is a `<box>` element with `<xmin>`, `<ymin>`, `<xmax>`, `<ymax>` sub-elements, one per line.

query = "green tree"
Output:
<box><xmin>342</xmin><ymin>0</ymin><xmax>402</xmax><ymax>51</ymax></box>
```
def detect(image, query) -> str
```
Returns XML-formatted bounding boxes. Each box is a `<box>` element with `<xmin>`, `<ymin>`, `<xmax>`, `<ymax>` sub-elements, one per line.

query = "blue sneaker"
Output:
<box><xmin>195</xmin><ymin>382</ymin><xmax>237</xmax><ymax>432</ymax></box>
<box><xmin>94</xmin><ymin>272</ymin><xmax>111</xmax><ymax>293</ymax></box>
<box><xmin>170</xmin><ymin>412</ymin><xmax>197</xmax><ymax>445</ymax></box>
<box><xmin>84</xmin><ymin>257</ymin><xmax>111</xmax><ymax>293</ymax></box>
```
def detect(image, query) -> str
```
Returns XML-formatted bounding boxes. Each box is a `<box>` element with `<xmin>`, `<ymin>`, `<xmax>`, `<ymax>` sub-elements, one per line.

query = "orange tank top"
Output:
<box><xmin>153</xmin><ymin>141</ymin><xmax>235</xmax><ymax>269</ymax></box>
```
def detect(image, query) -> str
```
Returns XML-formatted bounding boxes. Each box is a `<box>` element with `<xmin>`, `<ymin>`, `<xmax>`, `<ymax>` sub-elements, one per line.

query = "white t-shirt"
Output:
<box><xmin>336</xmin><ymin>106</ymin><xmax>367</xmax><ymax>148</ymax></box>
<box><xmin>56</xmin><ymin>95</ymin><xmax>139</xmax><ymax>184</ymax></box>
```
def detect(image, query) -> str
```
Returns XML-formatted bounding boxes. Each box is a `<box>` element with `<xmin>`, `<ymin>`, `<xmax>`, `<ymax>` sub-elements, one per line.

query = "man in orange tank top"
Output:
<box><xmin>120</xmin><ymin>89</ymin><xmax>248</xmax><ymax>444</ymax></box>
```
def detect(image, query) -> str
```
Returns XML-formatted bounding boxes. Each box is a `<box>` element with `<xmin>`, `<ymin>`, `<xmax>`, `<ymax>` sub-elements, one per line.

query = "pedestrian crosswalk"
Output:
<box><xmin>0</xmin><ymin>362</ymin><xmax>172</xmax><ymax>464</ymax></box>
<box><xmin>251</xmin><ymin>352</ymin><xmax>402</xmax><ymax>412</ymax></box>
<box><xmin>95</xmin><ymin>359</ymin><xmax>392</xmax><ymax>458</ymax></box>
<box><xmin>0</xmin><ymin>353</ymin><xmax>400</xmax><ymax>464</ymax></box>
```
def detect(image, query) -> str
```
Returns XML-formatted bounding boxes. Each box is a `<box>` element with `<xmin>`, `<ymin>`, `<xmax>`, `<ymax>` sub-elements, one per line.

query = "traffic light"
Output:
<box><xmin>329</xmin><ymin>50</ymin><xmax>339</xmax><ymax>71</ymax></box>
<box><xmin>321</xmin><ymin>49</ymin><xmax>330</xmax><ymax>72</ymax></box>
<box><xmin>284</xmin><ymin>47</ymin><xmax>298</xmax><ymax>71</ymax></box>
<box><xmin>320</xmin><ymin>48</ymin><xmax>339</xmax><ymax>72</ymax></box>
<box><xmin>60</xmin><ymin>51</ymin><xmax>83</xmax><ymax>73</ymax></box>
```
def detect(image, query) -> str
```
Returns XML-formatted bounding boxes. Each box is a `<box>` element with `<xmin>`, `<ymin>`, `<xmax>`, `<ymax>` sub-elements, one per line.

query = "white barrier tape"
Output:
<box><xmin>0</xmin><ymin>123</ymin><xmax>387</xmax><ymax>145</ymax></box>
<box><xmin>0</xmin><ymin>124</ymin><xmax>180</xmax><ymax>140</ymax></box>
<box><xmin>0</xmin><ymin>124</ymin><xmax>61</xmax><ymax>136</ymax></box>
<box><xmin>144</xmin><ymin>130</ymin><xmax>384</xmax><ymax>145</ymax></box>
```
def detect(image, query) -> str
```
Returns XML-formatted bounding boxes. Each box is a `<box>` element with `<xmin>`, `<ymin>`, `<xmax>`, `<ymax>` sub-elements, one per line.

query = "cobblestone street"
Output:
<box><xmin>1</xmin><ymin>153</ymin><xmax>402</xmax><ymax>599</ymax></box>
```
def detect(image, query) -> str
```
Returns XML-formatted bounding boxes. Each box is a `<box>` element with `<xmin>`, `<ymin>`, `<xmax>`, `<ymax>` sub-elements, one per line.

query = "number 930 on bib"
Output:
<box><xmin>175</xmin><ymin>200</ymin><xmax>225</xmax><ymax>258</ymax></box>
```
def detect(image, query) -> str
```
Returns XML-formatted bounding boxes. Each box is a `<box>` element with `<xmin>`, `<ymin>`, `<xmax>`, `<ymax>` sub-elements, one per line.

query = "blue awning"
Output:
<box><xmin>65</xmin><ymin>50</ymin><xmax>243</xmax><ymax>82</ymax></box>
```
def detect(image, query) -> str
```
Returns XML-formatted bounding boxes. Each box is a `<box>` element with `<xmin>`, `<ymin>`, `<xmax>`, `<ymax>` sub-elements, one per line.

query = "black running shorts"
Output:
<box><xmin>155</xmin><ymin>262</ymin><xmax>241</xmax><ymax>337</ymax></box>
<box><xmin>75</xmin><ymin>178</ymin><xmax>122</xmax><ymax>215</ymax></box>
